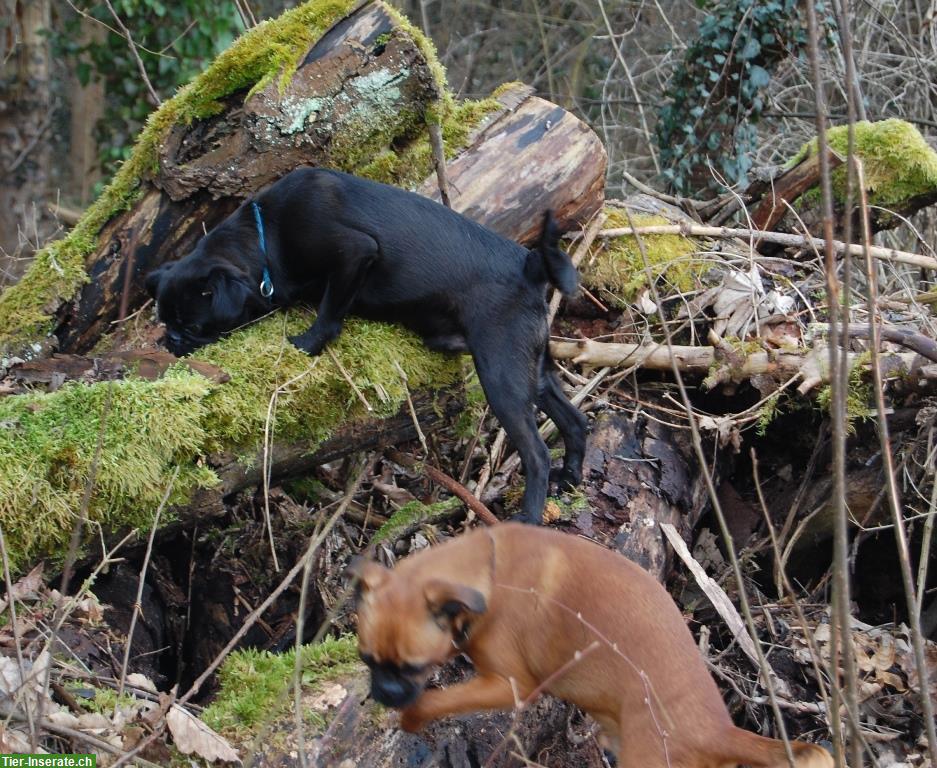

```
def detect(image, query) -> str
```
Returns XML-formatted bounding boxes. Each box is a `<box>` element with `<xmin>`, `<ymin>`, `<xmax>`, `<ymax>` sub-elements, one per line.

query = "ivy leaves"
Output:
<box><xmin>53</xmin><ymin>1</ymin><xmax>246</xmax><ymax>179</ymax></box>
<box><xmin>656</xmin><ymin>0</ymin><xmax>822</xmax><ymax>195</ymax></box>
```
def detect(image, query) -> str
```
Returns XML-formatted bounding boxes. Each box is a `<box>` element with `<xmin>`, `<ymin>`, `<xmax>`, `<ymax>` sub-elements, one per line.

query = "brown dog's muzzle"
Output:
<box><xmin>363</xmin><ymin>656</ymin><xmax>427</xmax><ymax>708</ymax></box>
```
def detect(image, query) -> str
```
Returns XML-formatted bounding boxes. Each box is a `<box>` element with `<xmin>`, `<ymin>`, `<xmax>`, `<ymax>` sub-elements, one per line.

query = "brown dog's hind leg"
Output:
<box><xmin>399</xmin><ymin>674</ymin><xmax>522</xmax><ymax>733</ymax></box>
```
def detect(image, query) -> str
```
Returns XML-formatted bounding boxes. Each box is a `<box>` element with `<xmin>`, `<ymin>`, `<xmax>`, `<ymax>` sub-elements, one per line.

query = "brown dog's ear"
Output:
<box><xmin>423</xmin><ymin>579</ymin><xmax>487</xmax><ymax>620</ymax></box>
<box><xmin>346</xmin><ymin>556</ymin><xmax>389</xmax><ymax>596</ymax></box>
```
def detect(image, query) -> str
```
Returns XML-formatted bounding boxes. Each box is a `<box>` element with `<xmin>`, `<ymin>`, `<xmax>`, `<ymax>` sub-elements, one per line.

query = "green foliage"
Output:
<box><xmin>789</xmin><ymin>118</ymin><xmax>937</xmax><ymax>207</ymax></box>
<box><xmin>53</xmin><ymin>1</ymin><xmax>248</xmax><ymax>179</ymax></box>
<box><xmin>816</xmin><ymin>356</ymin><xmax>872</xmax><ymax>435</ymax></box>
<box><xmin>756</xmin><ymin>390</ymin><xmax>783</xmax><ymax>436</ymax></box>
<box><xmin>656</xmin><ymin>0</ymin><xmax>824</xmax><ymax>194</ymax></box>
<box><xmin>202</xmin><ymin>635</ymin><xmax>360</xmax><ymax>734</ymax></box>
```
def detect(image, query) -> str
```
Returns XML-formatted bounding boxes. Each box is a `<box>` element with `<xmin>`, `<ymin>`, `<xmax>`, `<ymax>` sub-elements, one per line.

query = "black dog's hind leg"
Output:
<box><xmin>289</xmin><ymin>230</ymin><xmax>379</xmax><ymax>356</ymax></box>
<box><xmin>471</xmin><ymin>329</ymin><xmax>551</xmax><ymax>525</ymax></box>
<box><xmin>538</xmin><ymin>351</ymin><xmax>587</xmax><ymax>489</ymax></box>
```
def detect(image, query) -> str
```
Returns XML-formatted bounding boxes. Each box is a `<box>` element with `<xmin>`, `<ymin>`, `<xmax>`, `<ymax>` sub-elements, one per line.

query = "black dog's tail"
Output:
<box><xmin>528</xmin><ymin>210</ymin><xmax>579</xmax><ymax>296</ymax></box>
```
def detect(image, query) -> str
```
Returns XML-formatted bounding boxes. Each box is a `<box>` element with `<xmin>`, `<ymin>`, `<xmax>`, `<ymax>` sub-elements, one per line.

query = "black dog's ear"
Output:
<box><xmin>206</xmin><ymin>263</ymin><xmax>257</xmax><ymax>315</ymax></box>
<box><xmin>145</xmin><ymin>263</ymin><xmax>171</xmax><ymax>299</ymax></box>
<box><xmin>423</xmin><ymin>579</ymin><xmax>487</xmax><ymax>620</ymax></box>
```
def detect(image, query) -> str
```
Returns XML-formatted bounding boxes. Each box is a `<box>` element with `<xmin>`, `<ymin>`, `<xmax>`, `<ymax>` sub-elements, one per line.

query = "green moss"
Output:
<box><xmin>491</xmin><ymin>81</ymin><xmax>525</xmax><ymax>99</ymax></box>
<box><xmin>582</xmin><ymin>208</ymin><xmax>700</xmax><ymax>304</ymax></box>
<box><xmin>0</xmin><ymin>310</ymin><xmax>462</xmax><ymax>571</ymax></box>
<box><xmin>0</xmin><ymin>371</ymin><xmax>216</xmax><ymax>573</ymax></box>
<box><xmin>202</xmin><ymin>635</ymin><xmax>360</xmax><ymax>734</ymax></box>
<box><xmin>816</xmin><ymin>354</ymin><xmax>872</xmax><ymax>435</ymax></box>
<box><xmin>0</xmin><ymin>0</ymin><xmax>364</xmax><ymax>353</ymax></box>
<box><xmin>195</xmin><ymin>310</ymin><xmax>462</xmax><ymax>452</ymax></box>
<box><xmin>0</xmin><ymin>0</ymin><xmax>494</xmax><ymax>570</ymax></box>
<box><xmin>355</xmin><ymin>96</ymin><xmax>501</xmax><ymax>188</ymax></box>
<box><xmin>70</xmin><ymin>685</ymin><xmax>139</xmax><ymax>715</ymax></box>
<box><xmin>371</xmin><ymin>496</ymin><xmax>462</xmax><ymax>543</ymax></box>
<box><xmin>379</xmin><ymin>4</ymin><xmax>448</xmax><ymax>101</ymax></box>
<box><xmin>789</xmin><ymin>119</ymin><xmax>937</xmax><ymax>207</ymax></box>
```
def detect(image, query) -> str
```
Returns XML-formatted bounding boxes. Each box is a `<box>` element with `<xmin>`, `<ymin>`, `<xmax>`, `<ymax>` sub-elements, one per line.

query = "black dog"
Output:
<box><xmin>145</xmin><ymin>167</ymin><xmax>587</xmax><ymax>524</ymax></box>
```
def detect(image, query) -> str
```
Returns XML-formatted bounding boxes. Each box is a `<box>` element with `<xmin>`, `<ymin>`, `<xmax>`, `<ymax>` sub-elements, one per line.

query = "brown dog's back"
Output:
<box><xmin>365</xmin><ymin>524</ymin><xmax>832</xmax><ymax>768</ymax></box>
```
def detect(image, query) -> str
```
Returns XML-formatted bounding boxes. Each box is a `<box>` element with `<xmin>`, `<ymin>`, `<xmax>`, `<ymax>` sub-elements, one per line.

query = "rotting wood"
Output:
<box><xmin>55</xmin><ymin>2</ymin><xmax>442</xmax><ymax>354</ymax></box>
<box><xmin>179</xmin><ymin>388</ymin><xmax>464</xmax><ymax>521</ymax></box>
<box><xmin>582</xmin><ymin>411</ymin><xmax>705</xmax><ymax>581</ymax></box>
<box><xmin>418</xmin><ymin>90</ymin><xmax>607</xmax><ymax>241</ymax></box>
<box><xmin>749</xmin><ymin>148</ymin><xmax>844</xmax><ymax>232</ymax></box>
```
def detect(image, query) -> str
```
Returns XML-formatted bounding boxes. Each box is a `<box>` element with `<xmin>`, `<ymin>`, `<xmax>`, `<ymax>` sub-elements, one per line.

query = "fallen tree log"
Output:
<box><xmin>0</xmin><ymin>4</ymin><xmax>605</xmax><ymax>359</ymax></box>
<box><xmin>0</xmin><ymin>0</ymin><xmax>605</xmax><ymax>572</ymax></box>
<box><xmin>747</xmin><ymin>119</ymin><xmax>937</xmax><ymax>237</ymax></box>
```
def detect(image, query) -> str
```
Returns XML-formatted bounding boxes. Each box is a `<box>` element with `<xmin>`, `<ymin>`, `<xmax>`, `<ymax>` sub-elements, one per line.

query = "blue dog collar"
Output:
<box><xmin>252</xmin><ymin>201</ymin><xmax>274</xmax><ymax>299</ymax></box>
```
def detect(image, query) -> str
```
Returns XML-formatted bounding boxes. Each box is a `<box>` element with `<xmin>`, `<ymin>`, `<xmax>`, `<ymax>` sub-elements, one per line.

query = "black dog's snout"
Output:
<box><xmin>163</xmin><ymin>329</ymin><xmax>196</xmax><ymax>357</ymax></box>
<box><xmin>369</xmin><ymin>669</ymin><xmax>421</xmax><ymax>708</ymax></box>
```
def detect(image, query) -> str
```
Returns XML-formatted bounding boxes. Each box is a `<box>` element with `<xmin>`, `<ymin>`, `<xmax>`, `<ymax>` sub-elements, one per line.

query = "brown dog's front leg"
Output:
<box><xmin>400</xmin><ymin>674</ymin><xmax>521</xmax><ymax>732</ymax></box>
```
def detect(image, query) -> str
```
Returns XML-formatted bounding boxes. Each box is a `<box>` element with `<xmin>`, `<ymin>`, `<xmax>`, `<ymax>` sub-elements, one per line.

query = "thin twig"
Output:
<box><xmin>111</xmin><ymin>467</ymin><xmax>365</xmax><ymax>768</ymax></box>
<box><xmin>548</xmin><ymin>211</ymin><xmax>606</xmax><ymax>323</ymax></box>
<box><xmin>115</xmin><ymin>466</ymin><xmax>179</xmax><ymax>704</ymax></box>
<box><xmin>624</xmin><ymin>207</ymin><xmax>798</xmax><ymax>766</ymax></box>
<box><xmin>393</xmin><ymin>360</ymin><xmax>428</xmax><ymax>455</ymax></box>
<box><xmin>386</xmin><ymin>448</ymin><xmax>499</xmax><ymax>526</ymax></box>
<box><xmin>0</xmin><ymin>526</ymin><xmax>36</xmax><ymax>744</ymax></box>
<box><xmin>856</xmin><ymin>159</ymin><xmax>937</xmax><ymax>765</ymax></box>
<box><xmin>327</xmin><ymin>347</ymin><xmax>372</xmax><ymax>413</ymax></box>
<box><xmin>293</xmin><ymin>460</ymin><xmax>366</xmax><ymax>768</ymax></box>
<box><xmin>804</xmin><ymin>0</ymin><xmax>861</xmax><ymax>759</ymax></box>
<box><xmin>597</xmin><ymin>224</ymin><xmax>937</xmax><ymax>270</ymax></box>
<box><xmin>428</xmin><ymin>121</ymin><xmax>451</xmax><ymax>208</ymax></box>
<box><xmin>102</xmin><ymin>0</ymin><xmax>161</xmax><ymax>106</ymax></box>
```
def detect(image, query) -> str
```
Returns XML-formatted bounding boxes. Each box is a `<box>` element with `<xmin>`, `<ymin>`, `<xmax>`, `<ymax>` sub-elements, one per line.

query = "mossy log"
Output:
<box><xmin>0</xmin><ymin>0</ymin><xmax>607</xmax><ymax>572</ymax></box>
<box><xmin>761</xmin><ymin>119</ymin><xmax>937</xmax><ymax>236</ymax></box>
<box><xmin>57</xmin><ymin>0</ymin><xmax>442</xmax><ymax>354</ymax></box>
<box><xmin>1</xmin><ymin>6</ymin><xmax>605</xmax><ymax>357</ymax></box>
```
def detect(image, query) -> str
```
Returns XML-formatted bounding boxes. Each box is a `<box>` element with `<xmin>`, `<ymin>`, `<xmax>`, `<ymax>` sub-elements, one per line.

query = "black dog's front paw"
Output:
<box><xmin>288</xmin><ymin>333</ymin><xmax>326</xmax><ymax>356</ymax></box>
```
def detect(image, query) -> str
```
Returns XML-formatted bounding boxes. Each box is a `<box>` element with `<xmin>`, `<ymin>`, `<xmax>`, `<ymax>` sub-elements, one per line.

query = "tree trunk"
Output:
<box><xmin>0</xmin><ymin>0</ymin><xmax>52</xmax><ymax>268</ymax></box>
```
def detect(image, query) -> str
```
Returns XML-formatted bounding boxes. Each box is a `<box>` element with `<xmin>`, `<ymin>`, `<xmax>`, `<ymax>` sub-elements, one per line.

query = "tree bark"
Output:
<box><xmin>417</xmin><ymin>85</ymin><xmax>607</xmax><ymax>241</ymax></box>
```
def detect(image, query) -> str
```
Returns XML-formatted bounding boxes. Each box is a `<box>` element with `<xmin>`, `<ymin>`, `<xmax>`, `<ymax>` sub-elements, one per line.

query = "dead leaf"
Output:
<box><xmin>0</xmin><ymin>564</ymin><xmax>44</xmax><ymax>614</ymax></box>
<box><xmin>167</xmin><ymin>704</ymin><xmax>240</xmax><ymax>764</ymax></box>
<box><xmin>308</xmin><ymin>682</ymin><xmax>347</xmax><ymax>711</ymax></box>
<box><xmin>77</xmin><ymin>712</ymin><xmax>111</xmax><ymax>732</ymax></box>
<box><xmin>0</xmin><ymin>728</ymin><xmax>44</xmax><ymax>754</ymax></box>
<box><xmin>126</xmin><ymin>673</ymin><xmax>158</xmax><ymax>693</ymax></box>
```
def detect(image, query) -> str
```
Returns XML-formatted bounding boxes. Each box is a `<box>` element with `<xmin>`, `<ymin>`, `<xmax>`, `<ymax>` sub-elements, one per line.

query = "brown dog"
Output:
<box><xmin>349</xmin><ymin>523</ymin><xmax>833</xmax><ymax>768</ymax></box>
